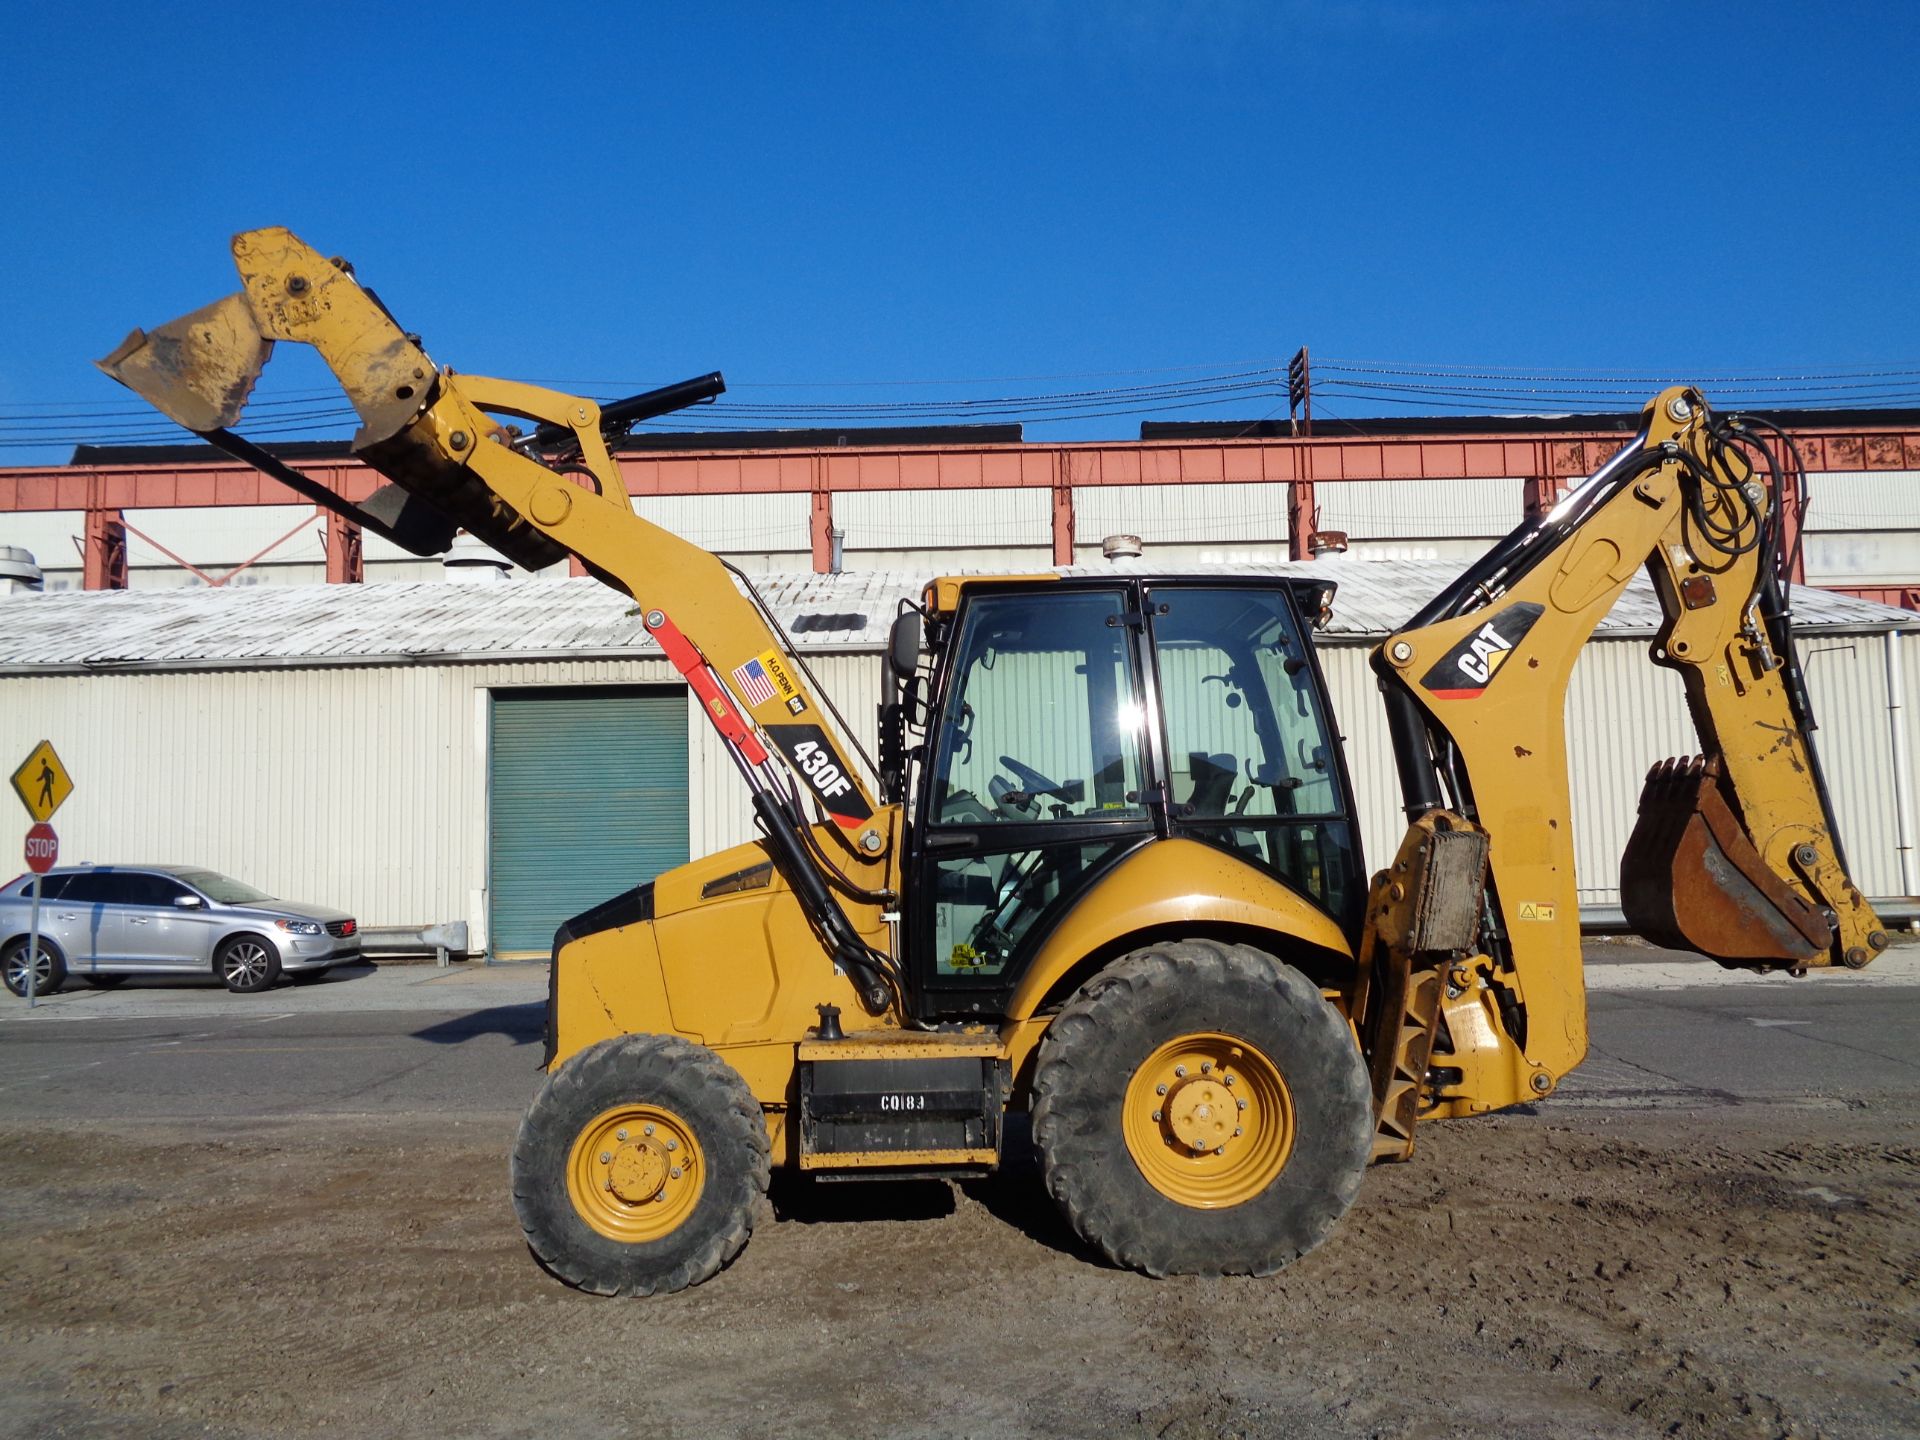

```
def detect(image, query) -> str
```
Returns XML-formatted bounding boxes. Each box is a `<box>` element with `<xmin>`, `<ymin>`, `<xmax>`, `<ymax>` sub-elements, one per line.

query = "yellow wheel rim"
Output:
<box><xmin>1121</xmin><ymin>1032</ymin><xmax>1294</xmax><ymax>1209</ymax></box>
<box><xmin>566</xmin><ymin>1104</ymin><xmax>706</xmax><ymax>1243</ymax></box>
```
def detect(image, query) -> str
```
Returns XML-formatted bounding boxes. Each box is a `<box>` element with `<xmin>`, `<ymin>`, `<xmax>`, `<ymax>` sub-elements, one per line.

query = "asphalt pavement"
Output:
<box><xmin>1</xmin><ymin>945</ymin><xmax>1914</xmax><ymax>1123</ymax></box>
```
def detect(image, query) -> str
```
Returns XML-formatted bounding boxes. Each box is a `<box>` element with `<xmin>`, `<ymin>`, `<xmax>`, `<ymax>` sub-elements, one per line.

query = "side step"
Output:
<box><xmin>797</xmin><ymin>1033</ymin><xmax>1008</xmax><ymax>1179</ymax></box>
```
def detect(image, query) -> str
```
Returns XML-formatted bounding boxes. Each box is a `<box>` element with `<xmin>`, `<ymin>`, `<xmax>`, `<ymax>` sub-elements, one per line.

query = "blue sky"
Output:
<box><xmin>2</xmin><ymin>2</ymin><xmax>1915</xmax><ymax>460</ymax></box>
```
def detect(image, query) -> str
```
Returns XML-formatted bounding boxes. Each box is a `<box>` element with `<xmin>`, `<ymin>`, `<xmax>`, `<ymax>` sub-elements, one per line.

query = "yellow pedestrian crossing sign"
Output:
<box><xmin>11</xmin><ymin>741</ymin><xmax>73</xmax><ymax>824</ymax></box>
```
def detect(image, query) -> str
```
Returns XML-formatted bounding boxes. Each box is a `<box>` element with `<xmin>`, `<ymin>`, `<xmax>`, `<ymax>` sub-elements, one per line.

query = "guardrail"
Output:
<box><xmin>357</xmin><ymin>921</ymin><xmax>470</xmax><ymax>968</ymax></box>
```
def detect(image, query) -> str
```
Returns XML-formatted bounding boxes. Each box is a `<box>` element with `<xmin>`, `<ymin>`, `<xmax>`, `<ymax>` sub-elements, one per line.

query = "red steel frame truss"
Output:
<box><xmin>3</xmin><ymin>426</ymin><xmax>1916</xmax><ymax>596</ymax></box>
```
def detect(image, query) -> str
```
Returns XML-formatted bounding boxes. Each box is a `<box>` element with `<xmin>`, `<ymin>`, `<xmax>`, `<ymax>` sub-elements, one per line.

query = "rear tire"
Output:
<box><xmin>217</xmin><ymin>935</ymin><xmax>281</xmax><ymax>994</ymax></box>
<box><xmin>2</xmin><ymin>936</ymin><xmax>66</xmax><ymax>997</ymax></box>
<box><xmin>1031</xmin><ymin>939</ymin><xmax>1372</xmax><ymax>1277</ymax></box>
<box><xmin>512</xmin><ymin>1033</ymin><xmax>769</xmax><ymax>1296</ymax></box>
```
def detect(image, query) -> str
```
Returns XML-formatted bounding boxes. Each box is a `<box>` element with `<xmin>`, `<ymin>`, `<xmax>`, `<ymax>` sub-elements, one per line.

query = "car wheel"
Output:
<box><xmin>81</xmin><ymin>974</ymin><xmax>129</xmax><ymax>989</ymax></box>
<box><xmin>3</xmin><ymin>936</ymin><xmax>67</xmax><ymax>998</ymax></box>
<box><xmin>289</xmin><ymin>967</ymin><xmax>333</xmax><ymax>986</ymax></box>
<box><xmin>217</xmin><ymin>935</ymin><xmax>281</xmax><ymax>994</ymax></box>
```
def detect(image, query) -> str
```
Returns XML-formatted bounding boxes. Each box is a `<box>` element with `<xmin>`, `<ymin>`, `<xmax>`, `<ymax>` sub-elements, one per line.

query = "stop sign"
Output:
<box><xmin>24</xmin><ymin>823</ymin><xmax>57</xmax><ymax>874</ymax></box>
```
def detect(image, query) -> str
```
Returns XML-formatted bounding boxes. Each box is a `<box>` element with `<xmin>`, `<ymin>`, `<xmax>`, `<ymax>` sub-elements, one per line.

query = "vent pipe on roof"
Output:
<box><xmin>1101</xmin><ymin>534</ymin><xmax>1143</xmax><ymax>562</ymax></box>
<box><xmin>443</xmin><ymin>533</ymin><xmax>513</xmax><ymax>583</ymax></box>
<box><xmin>0</xmin><ymin>546</ymin><xmax>44</xmax><ymax>594</ymax></box>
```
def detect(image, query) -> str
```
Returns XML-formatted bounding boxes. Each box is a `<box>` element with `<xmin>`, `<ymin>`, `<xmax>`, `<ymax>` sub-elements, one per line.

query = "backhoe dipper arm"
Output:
<box><xmin>1369</xmin><ymin>387</ymin><xmax>1887</xmax><ymax>1108</ymax></box>
<box><xmin>97</xmin><ymin>227</ymin><xmax>900</xmax><ymax>1011</ymax></box>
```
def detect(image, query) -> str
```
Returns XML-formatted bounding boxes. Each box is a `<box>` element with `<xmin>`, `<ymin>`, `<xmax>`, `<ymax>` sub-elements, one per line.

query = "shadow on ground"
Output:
<box><xmin>412</xmin><ymin>1002</ymin><xmax>546</xmax><ymax>1046</ymax></box>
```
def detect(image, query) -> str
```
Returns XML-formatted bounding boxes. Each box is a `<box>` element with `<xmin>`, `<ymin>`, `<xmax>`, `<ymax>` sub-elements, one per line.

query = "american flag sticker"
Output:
<box><xmin>731</xmin><ymin>657</ymin><xmax>777</xmax><ymax>706</ymax></box>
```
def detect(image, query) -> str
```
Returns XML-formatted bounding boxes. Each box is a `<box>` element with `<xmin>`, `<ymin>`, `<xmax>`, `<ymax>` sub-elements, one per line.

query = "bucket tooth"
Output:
<box><xmin>95</xmin><ymin>292</ymin><xmax>272</xmax><ymax>433</ymax></box>
<box><xmin>1620</xmin><ymin>754</ymin><xmax>1831</xmax><ymax>967</ymax></box>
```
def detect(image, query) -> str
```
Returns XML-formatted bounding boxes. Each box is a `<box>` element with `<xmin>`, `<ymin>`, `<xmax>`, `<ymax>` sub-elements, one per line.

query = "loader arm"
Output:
<box><xmin>1364</xmin><ymin>386</ymin><xmax>1887</xmax><ymax>1124</ymax></box>
<box><xmin>97</xmin><ymin>226</ymin><xmax>902</xmax><ymax>1012</ymax></box>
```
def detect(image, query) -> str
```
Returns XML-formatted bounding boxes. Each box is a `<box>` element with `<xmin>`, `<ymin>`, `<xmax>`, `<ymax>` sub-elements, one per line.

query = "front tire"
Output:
<box><xmin>217</xmin><ymin>935</ymin><xmax>281</xmax><ymax>994</ymax></box>
<box><xmin>3</xmin><ymin>936</ymin><xmax>66</xmax><ymax>997</ymax></box>
<box><xmin>1031</xmin><ymin>939</ymin><xmax>1372</xmax><ymax>1277</ymax></box>
<box><xmin>512</xmin><ymin>1034</ymin><xmax>770</xmax><ymax>1296</ymax></box>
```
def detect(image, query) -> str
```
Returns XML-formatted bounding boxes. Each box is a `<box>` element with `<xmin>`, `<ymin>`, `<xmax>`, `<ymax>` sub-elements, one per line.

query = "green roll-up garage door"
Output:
<box><xmin>488</xmin><ymin>687</ymin><xmax>689</xmax><ymax>959</ymax></box>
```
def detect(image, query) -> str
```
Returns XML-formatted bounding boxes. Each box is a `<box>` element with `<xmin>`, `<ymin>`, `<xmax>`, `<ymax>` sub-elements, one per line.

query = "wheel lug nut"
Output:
<box><xmin>665</xmin><ymin>1139</ymin><xmax>678</xmax><ymax>1152</ymax></box>
<box><xmin>1156</xmin><ymin>1083</ymin><xmax>1167</xmax><ymax>1095</ymax></box>
<box><xmin>1151</xmin><ymin>1110</ymin><xmax>1163</xmax><ymax>1122</ymax></box>
<box><xmin>1174</xmin><ymin>1065</ymin><xmax>1187</xmax><ymax>1078</ymax></box>
<box><xmin>1200</xmin><ymin>1061</ymin><xmax>1212</xmax><ymax>1074</ymax></box>
<box><xmin>616</xmin><ymin>1129</ymin><xmax>628</xmax><ymax>1141</ymax></box>
<box><xmin>1223</xmin><ymin>1075</ymin><xmax>1234</xmax><ymax>1087</ymax></box>
<box><xmin>599</xmin><ymin>1151</ymin><xmax>612</xmax><ymax>1164</ymax></box>
<box><xmin>670</xmin><ymin>1167</ymin><xmax>682</xmax><ymax>1180</ymax></box>
<box><xmin>1215</xmin><ymin>1146</ymin><xmax>1226</xmax><ymax>1155</ymax></box>
<box><xmin>1237</xmin><ymin>1098</ymin><xmax>1247</xmax><ymax>1110</ymax></box>
<box><xmin>1233</xmin><ymin>1127</ymin><xmax>1243</xmax><ymax>1137</ymax></box>
<box><xmin>643</xmin><ymin>1125</ymin><xmax>654</xmax><ymax>1137</ymax></box>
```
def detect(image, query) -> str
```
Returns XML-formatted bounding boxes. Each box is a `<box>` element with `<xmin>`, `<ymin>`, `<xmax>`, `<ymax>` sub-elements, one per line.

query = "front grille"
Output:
<box><xmin>325</xmin><ymin>919</ymin><xmax>356</xmax><ymax>938</ymax></box>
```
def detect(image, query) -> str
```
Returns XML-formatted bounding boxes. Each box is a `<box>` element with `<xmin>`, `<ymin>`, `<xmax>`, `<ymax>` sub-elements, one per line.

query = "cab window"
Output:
<box><xmin>1151</xmin><ymin>587</ymin><xmax>1353</xmax><ymax>916</ymax></box>
<box><xmin>928</xmin><ymin>590</ymin><xmax>1148</xmax><ymax>826</ymax></box>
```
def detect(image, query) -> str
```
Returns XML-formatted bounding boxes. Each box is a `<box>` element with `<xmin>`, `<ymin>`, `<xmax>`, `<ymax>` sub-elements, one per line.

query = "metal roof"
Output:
<box><xmin>0</xmin><ymin>561</ymin><xmax>1909</xmax><ymax>675</ymax></box>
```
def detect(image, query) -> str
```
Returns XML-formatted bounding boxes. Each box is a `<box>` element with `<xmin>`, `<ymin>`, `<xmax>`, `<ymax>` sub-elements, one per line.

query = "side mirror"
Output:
<box><xmin>174</xmin><ymin>894</ymin><xmax>205</xmax><ymax>909</ymax></box>
<box><xmin>887</xmin><ymin>611</ymin><xmax>922</xmax><ymax>683</ymax></box>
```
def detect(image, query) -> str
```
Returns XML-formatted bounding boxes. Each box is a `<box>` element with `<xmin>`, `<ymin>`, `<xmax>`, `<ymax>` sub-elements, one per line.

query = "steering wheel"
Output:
<box><xmin>999</xmin><ymin>754</ymin><xmax>1065</xmax><ymax>797</ymax></box>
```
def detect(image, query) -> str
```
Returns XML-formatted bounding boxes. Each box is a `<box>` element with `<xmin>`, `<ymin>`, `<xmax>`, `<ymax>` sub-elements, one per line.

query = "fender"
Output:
<box><xmin>1006</xmin><ymin>837</ymin><xmax>1353</xmax><ymax>1023</ymax></box>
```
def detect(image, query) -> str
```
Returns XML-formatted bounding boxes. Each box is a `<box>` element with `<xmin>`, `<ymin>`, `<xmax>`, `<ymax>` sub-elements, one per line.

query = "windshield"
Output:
<box><xmin>177</xmin><ymin>870</ymin><xmax>276</xmax><ymax>905</ymax></box>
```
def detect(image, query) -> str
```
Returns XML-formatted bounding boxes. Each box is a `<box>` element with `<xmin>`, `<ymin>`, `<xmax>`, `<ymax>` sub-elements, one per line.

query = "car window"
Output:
<box><xmin>177</xmin><ymin>870</ymin><xmax>274</xmax><ymax>904</ymax></box>
<box><xmin>121</xmin><ymin>874</ymin><xmax>193</xmax><ymax>907</ymax></box>
<box><xmin>59</xmin><ymin>872</ymin><xmax>137</xmax><ymax>904</ymax></box>
<box><xmin>13</xmin><ymin>872</ymin><xmax>71</xmax><ymax>899</ymax></box>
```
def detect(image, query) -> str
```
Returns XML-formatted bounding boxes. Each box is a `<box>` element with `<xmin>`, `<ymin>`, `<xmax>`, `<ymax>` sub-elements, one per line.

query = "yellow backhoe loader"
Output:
<box><xmin>101</xmin><ymin>229</ymin><xmax>1889</xmax><ymax>1295</ymax></box>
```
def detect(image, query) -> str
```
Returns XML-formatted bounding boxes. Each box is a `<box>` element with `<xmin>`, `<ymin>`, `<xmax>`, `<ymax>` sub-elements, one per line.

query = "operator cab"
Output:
<box><xmin>883</xmin><ymin>575</ymin><xmax>1363</xmax><ymax>1022</ymax></box>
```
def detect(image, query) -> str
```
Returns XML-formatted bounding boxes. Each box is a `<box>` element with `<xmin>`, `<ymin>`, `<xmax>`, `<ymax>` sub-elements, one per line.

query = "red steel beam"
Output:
<box><xmin>5</xmin><ymin>428</ymin><xmax>1917</xmax><ymax>512</ymax></box>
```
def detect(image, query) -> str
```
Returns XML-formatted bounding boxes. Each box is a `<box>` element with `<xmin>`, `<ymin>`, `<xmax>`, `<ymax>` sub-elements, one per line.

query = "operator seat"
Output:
<box><xmin>1184</xmin><ymin>752</ymin><xmax>1238</xmax><ymax>816</ymax></box>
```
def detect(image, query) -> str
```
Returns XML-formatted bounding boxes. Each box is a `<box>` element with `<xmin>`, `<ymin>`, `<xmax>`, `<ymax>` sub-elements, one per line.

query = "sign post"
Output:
<box><xmin>10</xmin><ymin>743</ymin><xmax>74</xmax><ymax>1010</ymax></box>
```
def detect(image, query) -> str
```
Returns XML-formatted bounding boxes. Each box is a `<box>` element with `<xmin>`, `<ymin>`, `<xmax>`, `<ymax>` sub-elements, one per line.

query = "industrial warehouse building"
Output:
<box><xmin>0</xmin><ymin>562</ymin><xmax>1912</xmax><ymax>957</ymax></box>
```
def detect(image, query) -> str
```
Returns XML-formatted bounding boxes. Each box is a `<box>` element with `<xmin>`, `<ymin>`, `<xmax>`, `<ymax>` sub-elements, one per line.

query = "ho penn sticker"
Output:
<box><xmin>730</xmin><ymin>648</ymin><xmax>809</xmax><ymax>716</ymax></box>
<box><xmin>765</xmin><ymin>723</ymin><xmax>873</xmax><ymax>827</ymax></box>
<box><xmin>1420</xmin><ymin>602</ymin><xmax>1545</xmax><ymax>700</ymax></box>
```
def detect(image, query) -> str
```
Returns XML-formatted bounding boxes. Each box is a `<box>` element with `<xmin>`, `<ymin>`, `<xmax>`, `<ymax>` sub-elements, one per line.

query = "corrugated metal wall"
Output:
<box><xmin>1</xmin><ymin>632</ymin><xmax>1908</xmax><ymax>954</ymax></box>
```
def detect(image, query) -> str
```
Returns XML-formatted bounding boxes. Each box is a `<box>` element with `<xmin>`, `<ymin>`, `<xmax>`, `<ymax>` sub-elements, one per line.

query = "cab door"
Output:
<box><xmin>908</xmin><ymin>585</ymin><xmax>1160</xmax><ymax>1020</ymax></box>
<box><xmin>1144</xmin><ymin>583</ymin><xmax>1364</xmax><ymax>932</ymax></box>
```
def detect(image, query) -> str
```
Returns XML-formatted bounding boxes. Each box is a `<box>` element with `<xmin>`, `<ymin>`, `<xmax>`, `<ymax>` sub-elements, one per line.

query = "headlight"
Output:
<box><xmin>275</xmin><ymin>919</ymin><xmax>324</xmax><ymax>936</ymax></box>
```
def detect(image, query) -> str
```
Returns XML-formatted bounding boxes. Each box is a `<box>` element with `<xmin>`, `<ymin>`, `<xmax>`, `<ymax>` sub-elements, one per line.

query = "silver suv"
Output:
<box><xmin>1</xmin><ymin>866</ymin><xmax>360</xmax><ymax>997</ymax></box>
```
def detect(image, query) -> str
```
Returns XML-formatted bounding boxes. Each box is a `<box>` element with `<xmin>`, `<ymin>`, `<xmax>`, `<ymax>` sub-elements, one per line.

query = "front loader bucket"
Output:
<box><xmin>1620</xmin><ymin>755</ymin><xmax>1831</xmax><ymax>968</ymax></box>
<box><xmin>94</xmin><ymin>230</ymin><xmax>566</xmax><ymax>572</ymax></box>
<box><xmin>97</xmin><ymin>293</ymin><xmax>272</xmax><ymax>433</ymax></box>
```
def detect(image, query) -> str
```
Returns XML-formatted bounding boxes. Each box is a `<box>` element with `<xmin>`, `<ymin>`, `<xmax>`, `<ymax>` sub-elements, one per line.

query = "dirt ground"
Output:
<box><xmin>2</xmin><ymin>1096</ymin><xmax>1915</xmax><ymax>1440</ymax></box>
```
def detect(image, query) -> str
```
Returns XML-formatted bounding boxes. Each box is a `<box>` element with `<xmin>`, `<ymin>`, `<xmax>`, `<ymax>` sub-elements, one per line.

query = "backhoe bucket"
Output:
<box><xmin>1620</xmin><ymin>755</ymin><xmax>1830</xmax><ymax>967</ymax></box>
<box><xmin>96</xmin><ymin>293</ymin><xmax>272</xmax><ymax>433</ymax></box>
